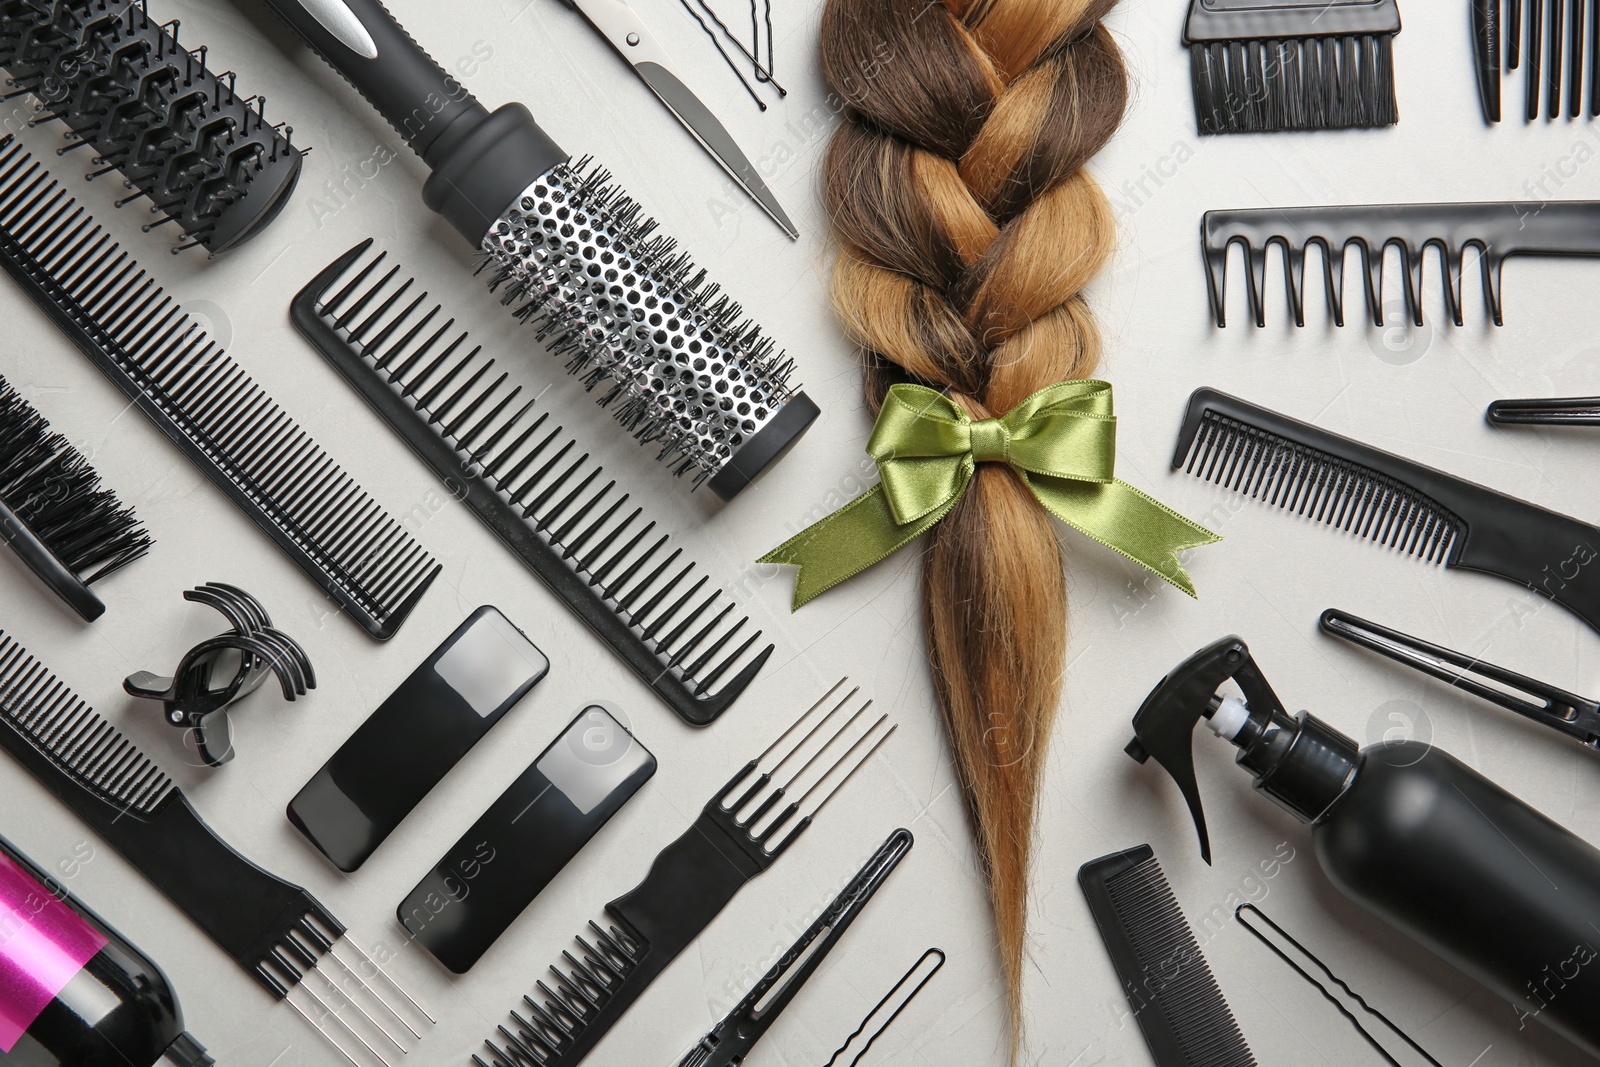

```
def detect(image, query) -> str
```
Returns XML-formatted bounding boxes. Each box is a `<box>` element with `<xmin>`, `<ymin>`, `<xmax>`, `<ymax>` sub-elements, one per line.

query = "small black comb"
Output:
<box><xmin>291</xmin><ymin>241</ymin><xmax>773</xmax><ymax>724</ymax></box>
<box><xmin>1202</xmin><ymin>201</ymin><xmax>1600</xmax><ymax>327</ymax></box>
<box><xmin>1174</xmin><ymin>387</ymin><xmax>1600</xmax><ymax>635</ymax></box>
<box><xmin>1079</xmin><ymin>844</ymin><xmax>1256</xmax><ymax>1067</ymax></box>
<box><xmin>0</xmin><ymin>136</ymin><xmax>438</xmax><ymax>639</ymax></box>
<box><xmin>0</xmin><ymin>629</ymin><xmax>433</xmax><ymax>1066</ymax></box>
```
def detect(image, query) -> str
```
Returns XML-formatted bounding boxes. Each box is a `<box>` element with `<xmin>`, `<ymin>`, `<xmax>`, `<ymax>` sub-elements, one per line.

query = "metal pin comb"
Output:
<box><xmin>1174</xmin><ymin>387</ymin><xmax>1600</xmax><ymax>636</ymax></box>
<box><xmin>1320</xmin><ymin>607</ymin><xmax>1600</xmax><ymax>750</ymax></box>
<box><xmin>0</xmin><ymin>136</ymin><xmax>438</xmax><ymax>639</ymax></box>
<box><xmin>291</xmin><ymin>241</ymin><xmax>773</xmax><ymax>725</ymax></box>
<box><xmin>0</xmin><ymin>629</ymin><xmax>432</xmax><ymax>1067</ymax></box>
<box><xmin>477</xmin><ymin>678</ymin><xmax>896</xmax><ymax>1067</ymax></box>
<box><xmin>1202</xmin><ymin>201</ymin><xmax>1600</xmax><ymax>327</ymax></box>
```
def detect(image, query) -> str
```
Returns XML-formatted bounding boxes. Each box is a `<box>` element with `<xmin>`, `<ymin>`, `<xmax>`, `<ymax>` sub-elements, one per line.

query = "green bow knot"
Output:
<box><xmin>761</xmin><ymin>381</ymin><xmax>1220</xmax><ymax>609</ymax></box>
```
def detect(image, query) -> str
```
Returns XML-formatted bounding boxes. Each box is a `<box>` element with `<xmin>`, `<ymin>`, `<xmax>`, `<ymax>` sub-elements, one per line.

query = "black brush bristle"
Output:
<box><xmin>1178</xmin><ymin>409</ymin><xmax>1461</xmax><ymax>564</ymax></box>
<box><xmin>1185</xmin><ymin>0</ymin><xmax>1402</xmax><ymax>134</ymax></box>
<box><xmin>0</xmin><ymin>0</ymin><xmax>303</xmax><ymax>254</ymax></box>
<box><xmin>0</xmin><ymin>374</ymin><xmax>151</xmax><ymax>620</ymax></box>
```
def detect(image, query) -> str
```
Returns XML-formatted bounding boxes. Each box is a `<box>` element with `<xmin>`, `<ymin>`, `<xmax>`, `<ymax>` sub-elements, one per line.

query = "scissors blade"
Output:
<box><xmin>567</xmin><ymin>0</ymin><xmax>798</xmax><ymax>238</ymax></box>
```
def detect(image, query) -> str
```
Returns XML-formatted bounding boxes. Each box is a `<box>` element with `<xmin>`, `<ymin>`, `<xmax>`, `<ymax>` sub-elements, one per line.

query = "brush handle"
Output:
<box><xmin>0</xmin><ymin>497</ymin><xmax>104</xmax><ymax>622</ymax></box>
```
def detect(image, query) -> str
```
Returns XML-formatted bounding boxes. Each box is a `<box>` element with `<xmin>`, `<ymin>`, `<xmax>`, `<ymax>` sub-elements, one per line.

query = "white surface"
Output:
<box><xmin>1</xmin><ymin>1</ymin><xmax>1598</xmax><ymax>1065</ymax></box>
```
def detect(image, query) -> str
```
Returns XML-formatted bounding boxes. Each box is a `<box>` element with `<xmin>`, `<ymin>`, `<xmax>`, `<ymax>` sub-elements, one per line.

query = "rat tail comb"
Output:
<box><xmin>0</xmin><ymin>0</ymin><xmax>303</xmax><ymax>254</ymax></box>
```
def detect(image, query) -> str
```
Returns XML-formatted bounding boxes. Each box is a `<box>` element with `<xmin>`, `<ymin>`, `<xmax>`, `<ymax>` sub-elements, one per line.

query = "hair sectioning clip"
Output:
<box><xmin>125</xmin><ymin>583</ymin><xmax>313</xmax><ymax>767</ymax></box>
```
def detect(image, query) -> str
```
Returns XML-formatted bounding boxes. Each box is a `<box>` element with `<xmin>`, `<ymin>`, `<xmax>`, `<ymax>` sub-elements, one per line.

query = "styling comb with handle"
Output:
<box><xmin>1174</xmin><ymin>388</ymin><xmax>1600</xmax><ymax>635</ymax></box>
<box><xmin>0</xmin><ymin>135</ymin><xmax>438</xmax><ymax>639</ymax></box>
<box><xmin>0</xmin><ymin>629</ymin><xmax>432</xmax><ymax>1067</ymax></box>
<box><xmin>1202</xmin><ymin>201</ymin><xmax>1600</xmax><ymax>327</ymax></box>
<box><xmin>1079</xmin><ymin>844</ymin><xmax>1256</xmax><ymax>1067</ymax></box>
<box><xmin>477</xmin><ymin>679</ymin><xmax>896</xmax><ymax>1067</ymax></box>
<box><xmin>291</xmin><ymin>241</ymin><xmax>773</xmax><ymax>726</ymax></box>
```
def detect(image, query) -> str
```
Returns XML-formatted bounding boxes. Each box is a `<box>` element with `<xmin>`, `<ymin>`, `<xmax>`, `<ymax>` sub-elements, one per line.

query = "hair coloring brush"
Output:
<box><xmin>0</xmin><ymin>0</ymin><xmax>304</xmax><ymax>254</ymax></box>
<box><xmin>0</xmin><ymin>372</ymin><xmax>152</xmax><ymax>621</ymax></box>
<box><xmin>246</xmin><ymin>0</ymin><xmax>818</xmax><ymax>499</ymax></box>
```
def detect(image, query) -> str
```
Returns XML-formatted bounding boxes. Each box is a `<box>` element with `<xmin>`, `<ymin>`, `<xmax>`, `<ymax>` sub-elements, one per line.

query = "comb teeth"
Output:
<box><xmin>294</xmin><ymin>241</ymin><xmax>773</xmax><ymax>723</ymax></box>
<box><xmin>1495</xmin><ymin>0</ymin><xmax>1598</xmax><ymax>119</ymax></box>
<box><xmin>479</xmin><ymin>158</ymin><xmax>799</xmax><ymax>487</ymax></box>
<box><xmin>0</xmin><ymin>631</ymin><xmax>173</xmax><ymax>813</ymax></box>
<box><xmin>1179</xmin><ymin>409</ymin><xmax>1462</xmax><ymax>564</ymax></box>
<box><xmin>0</xmin><ymin>137</ymin><xmax>437</xmax><ymax>639</ymax></box>
<box><xmin>0</xmin><ymin>0</ymin><xmax>303</xmax><ymax>254</ymax></box>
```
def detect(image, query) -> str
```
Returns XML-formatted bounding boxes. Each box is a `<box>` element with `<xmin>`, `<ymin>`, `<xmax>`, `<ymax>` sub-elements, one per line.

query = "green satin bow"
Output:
<box><xmin>760</xmin><ymin>381</ymin><xmax>1220</xmax><ymax>609</ymax></box>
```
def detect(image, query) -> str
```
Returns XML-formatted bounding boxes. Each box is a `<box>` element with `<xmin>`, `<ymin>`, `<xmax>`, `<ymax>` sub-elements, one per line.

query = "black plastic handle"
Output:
<box><xmin>254</xmin><ymin>0</ymin><xmax>488</xmax><ymax>161</ymax></box>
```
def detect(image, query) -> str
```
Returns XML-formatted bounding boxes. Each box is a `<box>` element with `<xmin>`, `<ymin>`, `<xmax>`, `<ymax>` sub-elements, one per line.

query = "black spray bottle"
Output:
<box><xmin>0</xmin><ymin>832</ymin><xmax>212</xmax><ymax>1067</ymax></box>
<box><xmin>1128</xmin><ymin>636</ymin><xmax>1600</xmax><ymax>1059</ymax></box>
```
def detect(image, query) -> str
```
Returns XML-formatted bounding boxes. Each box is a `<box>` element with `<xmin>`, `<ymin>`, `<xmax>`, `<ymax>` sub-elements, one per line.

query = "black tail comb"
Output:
<box><xmin>0</xmin><ymin>136</ymin><xmax>438</xmax><ymax>639</ymax></box>
<box><xmin>1080</xmin><ymin>844</ymin><xmax>1256</xmax><ymax>1067</ymax></box>
<box><xmin>0</xmin><ymin>0</ymin><xmax>303</xmax><ymax>254</ymax></box>
<box><xmin>1185</xmin><ymin>0</ymin><xmax>1401</xmax><ymax>135</ymax></box>
<box><xmin>0</xmin><ymin>629</ymin><xmax>433</xmax><ymax>1067</ymax></box>
<box><xmin>1203</xmin><ymin>201</ymin><xmax>1600</xmax><ymax>327</ymax></box>
<box><xmin>477</xmin><ymin>679</ymin><xmax>896</xmax><ymax>1067</ymax></box>
<box><xmin>0</xmin><ymin>372</ymin><xmax>151</xmax><ymax>621</ymax></box>
<box><xmin>291</xmin><ymin>241</ymin><xmax>773</xmax><ymax>724</ymax></box>
<box><xmin>1174</xmin><ymin>387</ymin><xmax>1600</xmax><ymax>636</ymax></box>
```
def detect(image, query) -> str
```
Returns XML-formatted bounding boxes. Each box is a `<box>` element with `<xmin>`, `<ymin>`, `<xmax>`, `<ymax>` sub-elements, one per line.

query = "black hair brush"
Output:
<box><xmin>0</xmin><ymin>372</ymin><xmax>151</xmax><ymax>621</ymax></box>
<box><xmin>244</xmin><ymin>0</ymin><xmax>817</xmax><ymax>499</ymax></box>
<box><xmin>0</xmin><ymin>0</ymin><xmax>303</xmax><ymax>254</ymax></box>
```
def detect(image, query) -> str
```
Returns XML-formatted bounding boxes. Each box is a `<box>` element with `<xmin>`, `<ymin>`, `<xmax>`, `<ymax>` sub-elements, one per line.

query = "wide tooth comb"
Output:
<box><xmin>477</xmin><ymin>679</ymin><xmax>897</xmax><ymax>1067</ymax></box>
<box><xmin>0</xmin><ymin>137</ymin><xmax>438</xmax><ymax>639</ymax></box>
<box><xmin>291</xmin><ymin>241</ymin><xmax>775</xmax><ymax>725</ymax></box>
<box><xmin>1175</xmin><ymin>387</ymin><xmax>1600</xmax><ymax>636</ymax></box>
<box><xmin>1203</xmin><ymin>201</ymin><xmax>1600</xmax><ymax>327</ymax></box>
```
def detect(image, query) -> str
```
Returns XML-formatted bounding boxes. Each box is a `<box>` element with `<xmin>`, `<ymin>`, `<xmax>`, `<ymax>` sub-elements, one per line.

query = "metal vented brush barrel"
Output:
<box><xmin>254</xmin><ymin>0</ymin><xmax>818</xmax><ymax>499</ymax></box>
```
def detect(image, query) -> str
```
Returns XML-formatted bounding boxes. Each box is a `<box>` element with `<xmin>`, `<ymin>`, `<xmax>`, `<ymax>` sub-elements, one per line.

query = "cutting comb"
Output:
<box><xmin>1202</xmin><ymin>201</ymin><xmax>1600</xmax><ymax>327</ymax></box>
<box><xmin>477</xmin><ymin>678</ymin><xmax>896</xmax><ymax>1067</ymax></box>
<box><xmin>0</xmin><ymin>629</ymin><xmax>433</xmax><ymax>1066</ymax></box>
<box><xmin>291</xmin><ymin>241</ymin><xmax>773</xmax><ymax>725</ymax></box>
<box><xmin>0</xmin><ymin>135</ymin><xmax>438</xmax><ymax>639</ymax></box>
<box><xmin>1174</xmin><ymin>387</ymin><xmax>1600</xmax><ymax>635</ymax></box>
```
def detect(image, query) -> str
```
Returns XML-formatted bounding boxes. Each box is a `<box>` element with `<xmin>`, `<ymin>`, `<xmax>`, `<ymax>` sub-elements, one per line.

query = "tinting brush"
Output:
<box><xmin>0</xmin><ymin>0</ymin><xmax>303</xmax><ymax>255</ymax></box>
<box><xmin>0</xmin><ymin>372</ymin><xmax>151</xmax><ymax>622</ymax></box>
<box><xmin>247</xmin><ymin>0</ymin><xmax>818</xmax><ymax>499</ymax></box>
<box><xmin>1184</xmin><ymin>0</ymin><xmax>1402</xmax><ymax>135</ymax></box>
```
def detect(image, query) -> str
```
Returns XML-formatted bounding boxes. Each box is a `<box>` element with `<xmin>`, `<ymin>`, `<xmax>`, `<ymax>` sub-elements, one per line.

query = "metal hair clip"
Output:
<box><xmin>125</xmin><ymin>583</ymin><xmax>314</xmax><ymax>766</ymax></box>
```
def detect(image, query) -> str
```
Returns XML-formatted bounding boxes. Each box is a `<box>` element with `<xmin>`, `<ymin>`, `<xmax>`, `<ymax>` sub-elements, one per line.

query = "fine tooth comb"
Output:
<box><xmin>1079</xmin><ymin>844</ymin><xmax>1257</xmax><ymax>1067</ymax></box>
<box><xmin>477</xmin><ymin>679</ymin><xmax>896</xmax><ymax>1067</ymax></box>
<box><xmin>0</xmin><ymin>0</ymin><xmax>303</xmax><ymax>254</ymax></box>
<box><xmin>1320</xmin><ymin>608</ymin><xmax>1600</xmax><ymax>750</ymax></box>
<box><xmin>0</xmin><ymin>372</ymin><xmax>152</xmax><ymax>621</ymax></box>
<box><xmin>1202</xmin><ymin>201</ymin><xmax>1600</xmax><ymax>328</ymax></box>
<box><xmin>0</xmin><ymin>136</ymin><xmax>439</xmax><ymax>640</ymax></box>
<box><xmin>291</xmin><ymin>241</ymin><xmax>773</xmax><ymax>726</ymax></box>
<box><xmin>0</xmin><ymin>629</ymin><xmax>433</xmax><ymax>1067</ymax></box>
<box><xmin>1174</xmin><ymin>387</ymin><xmax>1600</xmax><ymax>635</ymax></box>
<box><xmin>1184</xmin><ymin>0</ymin><xmax>1402</xmax><ymax>135</ymax></box>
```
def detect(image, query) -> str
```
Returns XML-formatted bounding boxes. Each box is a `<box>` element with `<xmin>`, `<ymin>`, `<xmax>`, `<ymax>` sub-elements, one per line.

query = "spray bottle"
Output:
<box><xmin>1128</xmin><ymin>636</ymin><xmax>1600</xmax><ymax>1059</ymax></box>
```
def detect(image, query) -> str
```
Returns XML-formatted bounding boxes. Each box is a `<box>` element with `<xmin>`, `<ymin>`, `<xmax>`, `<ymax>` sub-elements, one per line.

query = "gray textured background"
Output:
<box><xmin>2</xmin><ymin>0</ymin><xmax>1598</xmax><ymax>1064</ymax></box>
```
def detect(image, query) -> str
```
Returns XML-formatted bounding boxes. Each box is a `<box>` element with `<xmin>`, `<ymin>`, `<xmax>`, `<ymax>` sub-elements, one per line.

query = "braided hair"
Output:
<box><xmin>819</xmin><ymin>0</ymin><xmax>1127</xmax><ymax>1047</ymax></box>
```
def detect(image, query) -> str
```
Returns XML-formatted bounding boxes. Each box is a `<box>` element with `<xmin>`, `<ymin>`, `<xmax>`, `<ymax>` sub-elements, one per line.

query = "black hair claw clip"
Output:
<box><xmin>125</xmin><ymin>583</ymin><xmax>315</xmax><ymax>767</ymax></box>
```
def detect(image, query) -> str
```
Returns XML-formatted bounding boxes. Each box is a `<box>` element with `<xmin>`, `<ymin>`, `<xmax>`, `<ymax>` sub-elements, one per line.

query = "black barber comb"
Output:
<box><xmin>1203</xmin><ymin>201</ymin><xmax>1600</xmax><ymax>327</ymax></box>
<box><xmin>0</xmin><ymin>0</ymin><xmax>302</xmax><ymax>254</ymax></box>
<box><xmin>1174</xmin><ymin>387</ymin><xmax>1600</xmax><ymax>636</ymax></box>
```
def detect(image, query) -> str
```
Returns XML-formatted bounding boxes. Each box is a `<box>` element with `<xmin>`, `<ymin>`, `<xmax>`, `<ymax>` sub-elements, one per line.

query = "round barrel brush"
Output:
<box><xmin>0</xmin><ymin>0</ymin><xmax>304</xmax><ymax>255</ymax></box>
<box><xmin>251</xmin><ymin>0</ymin><xmax>818</xmax><ymax>499</ymax></box>
<box><xmin>0</xmin><ymin>375</ymin><xmax>153</xmax><ymax>622</ymax></box>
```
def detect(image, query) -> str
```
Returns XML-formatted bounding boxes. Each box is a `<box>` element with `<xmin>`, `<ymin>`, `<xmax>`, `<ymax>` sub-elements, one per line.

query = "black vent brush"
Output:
<box><xmin>0</xmin><ymin>0</ymin><xmax>303</xmax><ymax>254</ymax></box>
<box><xmin>244</xmin><ymin>0</ymin><xmax>817</xmax><ymax>499</ymax></box>
<box><xmin>1203</xmin><ymin>201</ymin><xmax>1600</xmax><ymax>327</ymax></box>
<box><xmin>0</xmin><ymin>372</ymin><xmax>151</xmax><ymax>621</ymax></box>
<box><xmin>0</xmin><ymin>629</ymin><xmax>434</xmax><ymax>1066</ymax></box>
<box><xmin>1174</xmin><ymin>387</ymin><xmax>1600</xmax><ymax>635</ymax></box>
<box><xmin>1185</xmin><ymin>0</ymin><xmax>1401</xmax><ymax>135</ymax></box>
